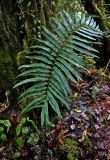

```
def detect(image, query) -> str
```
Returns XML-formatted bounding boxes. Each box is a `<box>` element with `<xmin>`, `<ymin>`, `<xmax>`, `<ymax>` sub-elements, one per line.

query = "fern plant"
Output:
<box><xmin>14</xmin><ymin>10</ymin><xmax>103</xmax><ymax>128</ymax></box>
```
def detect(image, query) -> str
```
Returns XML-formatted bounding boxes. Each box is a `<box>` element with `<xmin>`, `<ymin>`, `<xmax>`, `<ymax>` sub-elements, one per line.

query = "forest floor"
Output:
<box><xmin>0</xmin><ymin>64</ymin><xmax>110</xmax><ymax>160</ymax></box>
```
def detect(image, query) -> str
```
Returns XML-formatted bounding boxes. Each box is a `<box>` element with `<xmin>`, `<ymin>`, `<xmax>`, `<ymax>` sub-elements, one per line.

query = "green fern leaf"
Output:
<box><xmin>14</xmin><ymin>10</ymin><xmax>103</xmax><ymax>128</ymax></box>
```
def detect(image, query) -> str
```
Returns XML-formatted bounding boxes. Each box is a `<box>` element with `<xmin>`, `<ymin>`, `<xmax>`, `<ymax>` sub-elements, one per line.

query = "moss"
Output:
<box><xmin>40</xmin><ymin>0</ymin><xmax>46</xmax><ymax>25</ymax></box>
<box><xmin>83</xmin><ymin>136</ymin><xmax>92</xmax><ymax>149</ymax></box>
<box><xmin>88</xmin><ymin>111</ymin><xmax>94</xmax><ymax>121</ymax></box>
<box><xmin>95</xmin><ymin>3</ymin><xmax>110</xmax><ymax>31</ymax></box>
<box><xmin>16</xmin><ymin>39</ymin><xmax>29</xmax><ymax>65</ymax></box>
<box><xmin>7</xmin><ymin>17</ymin><xmax>17</xmax><ymax>30</ymax></box>
<box><xmin>0</xmin><ymin>2</ymin><xmax>21</xmax><ymax>91</ymax></box>
<box><xmin>0</xmin><ymin>54</ymin><xmax>16</xmax><ymax>90</ymax></box>
<box><xmin>61</xmin><ymin>138</ymin><xmax>79</xmax><ymax>160</ymax></box>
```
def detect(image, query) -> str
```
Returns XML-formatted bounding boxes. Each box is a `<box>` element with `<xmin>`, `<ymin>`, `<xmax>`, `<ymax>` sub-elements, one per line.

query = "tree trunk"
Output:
<box><xmin>0</xmin><ymin>0</ymin><xmax>57</xmax><ymax>104</ymax></box>
<box><xmin>0</xmin><ymin>0</ymin><xmax>22</xmax><ymax>103</ymax></box>
<box><xmin>81</xmin><ymin>0</ymin><xmax>110</xmax><ymax>66</ymax></box>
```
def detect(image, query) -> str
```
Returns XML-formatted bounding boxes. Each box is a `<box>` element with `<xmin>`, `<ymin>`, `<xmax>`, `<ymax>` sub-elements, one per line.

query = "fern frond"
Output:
<box><xmin>14</xmin><ymin>10</ymin><xmax>103</xmax><ymax>128</ymax></box>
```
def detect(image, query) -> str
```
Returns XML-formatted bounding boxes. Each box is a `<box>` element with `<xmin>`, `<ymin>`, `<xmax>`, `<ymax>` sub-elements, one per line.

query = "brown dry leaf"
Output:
<box><xmin>106</xmin><ymin>96</ymin><xmax>110</xmax><ymax>101</ymax></box>
<box><xmin>0</xmin><ymin>103</ymin><xmax>9</xmax><ymax>113</ymax></box>
<box><xmin>57</xmin><ymin>136</ymin><xmax>64</xmax><ymax>145</ymax></box>
<box><xmin>99</xmin><ymin>93</ymin><xmax>108</xmax><ymax>100</ymax></box>
<box><xmin>0</xmin><ymin>146</ymin><xmax>5</xmax><ymax>153</ymax></box>
<box><xmin>79</xmin><ymin>130</ymin><xmax>87</xmax><ymax>142</ymax></box>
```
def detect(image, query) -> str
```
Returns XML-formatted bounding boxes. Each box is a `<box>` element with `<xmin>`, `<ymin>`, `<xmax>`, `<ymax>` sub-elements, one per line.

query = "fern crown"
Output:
<box><xmin>14</xmin><ymin>10</ymin><xmax>103</xmax><ymax>128</ymax></box>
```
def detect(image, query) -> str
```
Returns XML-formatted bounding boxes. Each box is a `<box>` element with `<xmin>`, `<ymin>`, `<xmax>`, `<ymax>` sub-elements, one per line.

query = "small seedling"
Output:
<box><xmin>15</xmin><ymin>117</ymin><xmax>39</xmax><ymax>150</ymax></box>
<box><xmin>0</xmin><ymin>119</ymin><xmax>11</xmax><ymax>141</ymax></box>
<box><xmin>90</xmin><ymin>86</ymin><xmax>100</xmax><ymax>99</ymax></box>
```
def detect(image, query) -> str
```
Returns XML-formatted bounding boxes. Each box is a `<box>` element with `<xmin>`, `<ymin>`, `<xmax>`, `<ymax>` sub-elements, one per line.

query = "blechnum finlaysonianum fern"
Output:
<box><xmin>14</xmin><ymin>10</ymin><xmax>103</xmax><ymax>128</ymax></box>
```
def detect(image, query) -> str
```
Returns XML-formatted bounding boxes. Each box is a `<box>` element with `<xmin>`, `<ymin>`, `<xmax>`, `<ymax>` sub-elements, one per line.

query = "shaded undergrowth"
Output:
<box><xmin>0</xmin><ymin>65</ymin><xmax>110</xmax><ymax>160</ymax></box>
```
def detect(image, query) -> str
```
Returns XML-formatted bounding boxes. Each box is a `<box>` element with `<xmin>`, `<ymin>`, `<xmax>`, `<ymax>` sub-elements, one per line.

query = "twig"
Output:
<box><xmin>104</xmin><ymin>59</ymin><xmax>110</xmax><ymax>74</ymax></box>
<box><xmin>99</xmin><ymin>59</ymin><xmax>110</xmax><ymax>86</ymax></box>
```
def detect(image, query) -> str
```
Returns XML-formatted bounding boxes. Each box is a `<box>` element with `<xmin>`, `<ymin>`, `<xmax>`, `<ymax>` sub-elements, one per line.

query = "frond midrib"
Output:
<box><xmin>43</xmin><ymin>20</ymin><xmax>92</xmax><ymax>105</ymax></box>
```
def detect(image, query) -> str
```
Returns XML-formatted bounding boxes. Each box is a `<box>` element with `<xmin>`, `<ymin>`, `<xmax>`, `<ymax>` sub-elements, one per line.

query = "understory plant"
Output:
<box><xmin>0</xmin><ymin>120</ymin><xmax>11</xmax><ymax>141</ymax></box>
<box><xmin>15</xmin><ymin>117</ymin><xmax>39</xmax><ymax>151</ymax></box>
<box><xmin>14</xmin><ymin>10</ymin><xmax>103</xmax><ymax>128</ymax></box>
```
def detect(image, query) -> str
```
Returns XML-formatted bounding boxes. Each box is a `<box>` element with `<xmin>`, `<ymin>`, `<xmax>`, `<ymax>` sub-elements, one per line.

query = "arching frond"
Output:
<box><xmin>14</xmin><ymin>10</ymin><xmax>103</xmax><ymax>128</ymax></box>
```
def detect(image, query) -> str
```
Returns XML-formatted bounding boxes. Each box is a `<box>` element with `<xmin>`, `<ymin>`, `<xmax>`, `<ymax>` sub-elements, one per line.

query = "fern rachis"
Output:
<box><xmin>14</xmin><ymin>11</ymin><xmax>103</xmax><ymax>128</ymax></box>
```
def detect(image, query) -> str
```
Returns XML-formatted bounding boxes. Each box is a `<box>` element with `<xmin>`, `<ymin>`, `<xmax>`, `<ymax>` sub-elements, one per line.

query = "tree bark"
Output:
<box><xmin>0</xmin><ymin>0</ymin><xmax>21</xmax><ymax>103</ymax></box>
<box><xmin>0</xmin><ymin>0</ymin><xmax>57</xmax><ymax>103</ymax></box>
<box><xmin>81</xmin><ymin>0</ymin><xmax>110</xmax><ymax>66</ymax></box>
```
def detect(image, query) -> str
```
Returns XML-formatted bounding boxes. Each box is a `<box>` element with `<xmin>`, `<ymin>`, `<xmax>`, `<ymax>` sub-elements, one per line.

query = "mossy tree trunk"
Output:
<box><xmin>0</xmin><ymin>0</ymin><xmax>22</xmax><ymax>104</ymax></box>
<box><xmin>0</xmin><ymin>0</ymin><xmax>57</xmax><ymax>104</ymax></box>
<box><xmin>81</xmin><ymin>0</ymin><xmax>110</xmax><ymax>66</ymax></box>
